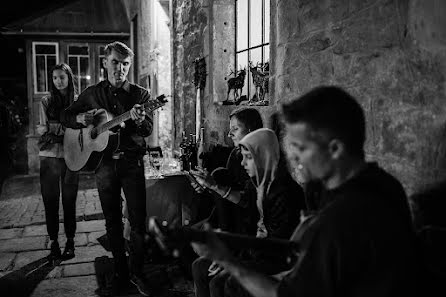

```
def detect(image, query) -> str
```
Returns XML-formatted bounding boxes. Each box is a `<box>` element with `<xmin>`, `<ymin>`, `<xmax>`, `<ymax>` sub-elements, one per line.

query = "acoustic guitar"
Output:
<box><xmin>64</xmin><ymin>95</ymin><xmax>168</xmax><ymax>172</ymax></box>
<box><xmin>147</xmin><ymin>217</ymin><xmax>300</xmax><ymax>266</ymax></box>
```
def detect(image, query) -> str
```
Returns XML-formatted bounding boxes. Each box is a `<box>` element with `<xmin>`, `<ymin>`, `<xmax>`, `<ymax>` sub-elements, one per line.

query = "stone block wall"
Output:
<box><xmin>272</xmin><ymin>0</ymin><xmax>446</xmax><ymax>195</ymax></box>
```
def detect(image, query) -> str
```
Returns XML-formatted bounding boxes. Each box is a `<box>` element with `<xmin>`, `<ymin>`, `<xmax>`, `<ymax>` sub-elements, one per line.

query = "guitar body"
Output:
<box><xmin>64</xmin><ymin>109</ymin><xmax>118</xmax><ymax>171</ymax></box>
<box><xmin>64</xmin><ymin>95</ymin><xmax>168</xmax><ymax>172</ymax></box>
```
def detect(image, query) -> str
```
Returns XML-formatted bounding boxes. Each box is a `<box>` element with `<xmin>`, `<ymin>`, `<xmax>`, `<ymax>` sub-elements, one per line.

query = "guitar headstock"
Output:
<box><xmin>144</xmin><ymin>94</ymin><xmax>169</xmax><ymax>113</ymax></box>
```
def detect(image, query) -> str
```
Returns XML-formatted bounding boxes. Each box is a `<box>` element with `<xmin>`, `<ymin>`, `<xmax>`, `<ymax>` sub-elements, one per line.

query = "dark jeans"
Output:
<box><xmin>40</xmin><ymin>157</ymin><xmax>79</xmax><ymax>240</ymax></box>
<box><xmin>95</xmin><ymin>156</ymin><xmax>146</xmax><ymax>278</ymax></box>
<box><xmin>224</xmin><ymin>275</ymin><xmax>252</xmax><ymax>297</ymax></box>
<box><xmin>192</xmin><ymin>256</ymin><xmax>230</xmax><ymax>297</ymax></box>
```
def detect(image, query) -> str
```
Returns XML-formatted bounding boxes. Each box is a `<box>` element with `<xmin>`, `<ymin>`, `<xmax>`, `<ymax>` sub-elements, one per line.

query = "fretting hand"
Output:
<box><xmin>130</xmin><ymin>104</ymin><xmax>146</xmax><ymax>125</ymax></box>
<box><xmin>191</xmin><ymin>223</ymin><xmax>234</xmax><ymax>264</ymax></box>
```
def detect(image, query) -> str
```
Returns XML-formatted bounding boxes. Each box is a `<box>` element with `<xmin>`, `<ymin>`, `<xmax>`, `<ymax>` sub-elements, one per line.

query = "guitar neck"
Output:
<box><xmin>96</xmin><ymin>111</ymin><xmax>131</xmax><ymax>135</ymax></box>
<box><xmin>172</xmin><ymin>227</ymin><xmax>299</xmax><ymax>253</ymax></box>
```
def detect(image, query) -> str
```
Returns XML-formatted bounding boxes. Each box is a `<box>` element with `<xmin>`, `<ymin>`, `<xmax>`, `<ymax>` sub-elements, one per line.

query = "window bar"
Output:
<box><xmin>45</xmin><ymin>55</ymin><xmax>48</xmax><ymax>92</ymax></box>
<box><xmin>247</xmin><ymin>0</ymin><xmax>251</xmax><ymax>99</ymax></box>
<box><xmin>235</xmin><ymin>0</ymin><xmax>238</xmax><ymax>72</ymax></box>
<box><xmin>77</xmin><ymin>57</ymin><xmax>81</xmax><ymax>93</ymax></box>
<box><xmin>261</xmin><ymin>0</ymin><xmax>264</xmax><ymax>64</ymax></box>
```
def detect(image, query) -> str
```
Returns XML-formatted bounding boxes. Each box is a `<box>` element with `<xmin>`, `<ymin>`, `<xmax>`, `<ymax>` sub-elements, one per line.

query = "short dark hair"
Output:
<box><xmin>104</xmin><ymin>41</ymin><xmax>134</xmax><ymax>59</ymax></box>
<box><xmin>281</xmin><ymin>86</ymin><xmax>365</xmax><ymax>157</ymax></box>
<box><xmin>229</xmin><ymin>107</ymin><xmax>263</xmax><ymax>131</ymax></box>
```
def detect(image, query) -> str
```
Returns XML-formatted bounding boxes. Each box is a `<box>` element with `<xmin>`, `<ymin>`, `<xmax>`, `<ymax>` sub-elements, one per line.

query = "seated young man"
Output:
<box><xmin>192</xmin><ymin>86</ymin><xmax>420</xmax><ymax>297</ymax></box>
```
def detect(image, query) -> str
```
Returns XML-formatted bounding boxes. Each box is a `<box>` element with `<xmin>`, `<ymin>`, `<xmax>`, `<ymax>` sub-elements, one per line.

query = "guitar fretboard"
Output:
<box><xmin>96</xmin><ymin>111</ymin><xmax>132</xmax><ymax>135</ymax></box>
<box><xmin>91</xmin><ymin>98</ymin><xmax>166</xmax><ymax>137</ymax></box>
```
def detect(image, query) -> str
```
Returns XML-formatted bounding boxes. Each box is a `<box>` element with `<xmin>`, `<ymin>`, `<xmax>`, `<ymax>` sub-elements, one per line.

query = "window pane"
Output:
<box><xmin>249</xmin><ymin>47</ymin><xmax>262</xmax><ymax>98</ymax></box>
<box><xmin>68</xmin><ymin>45</ymin><xmax>89</xmax><ymax>56</ymax></box>
<box><xmin>80</xmin><ymin>57</ymin><xmax>90</xmax><ymax>92</ymax></box>
<box><xmin>47</xmin><ymin>56</ymin><xmax>57</xmax><ymax>91</ymax></box>
<box><xmin>249</xmin><ymin>0</ymin><xmax>262</xmax><ymax>47</ymax></box>
<box><xmin>36</xmin><ymin>44</ymin><xmax>56</xmax><ymax>55</ymax></box>
<box><xmin>236</xmin><ymin>51</ymin><xmax>249</xmax><ymax>97</ymax></box>
<box><xmin>263</xmin><ymin>45</ymin><xmax>270</xmax><ymax>63</ymax></box>
<box><xmin>36</xmin><ymin>56</ymin><xmax>46</xmax><ymax>92</ymax></box>
<box><xmin>250</xmin><ymin>47</ymin><xmax>262</xmax><ymax>66</ymax></box>
<box><xmin>236</xmin><ymin>0</ymin><xmax>248</xmax><ymax>51</ymax></box>
<box><xmin>98</xmin><ymin>46</ymin><xmax>106</xmax><ymax>81</ymax></box>
<box><xmin>264</xmin><ymin>0</ymin><xmax>270</xmax><ymax>43</ymax></box>
<box><xmin>68</xmin><ymin>57</ymin><xmax>78</xmax><ymax>74</ymax></box>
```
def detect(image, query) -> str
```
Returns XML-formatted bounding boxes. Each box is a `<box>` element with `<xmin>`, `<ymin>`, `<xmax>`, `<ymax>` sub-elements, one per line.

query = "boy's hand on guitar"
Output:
<box><xmin>190</xmin><ymin>223</ymin><xmax>234</xmax><ymax>264</ymax></box>
<box><xmin>130</xmin><ymin>104</ymin><xmax>146</xmax><ymax>124</ymax></box>
<box><xmin>190</xmin><ymin>170</ymin><xmax>217</xmax><ymax>190</ymax></box>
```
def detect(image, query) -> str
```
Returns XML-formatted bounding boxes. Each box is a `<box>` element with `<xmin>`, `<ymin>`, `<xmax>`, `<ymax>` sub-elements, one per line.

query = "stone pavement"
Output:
<box><xmin>0</xmin><ymin>175</ymin><xmax>194</xmax><ymax>297</ymax></box>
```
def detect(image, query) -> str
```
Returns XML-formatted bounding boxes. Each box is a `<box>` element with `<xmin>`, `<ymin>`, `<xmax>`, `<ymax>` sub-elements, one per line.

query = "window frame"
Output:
<box><xmin>32</xmin><ymin>41</ymin><xmax>59</xmax><ymax>94</ymax></box>
<box><xmin>235</xmin><ymin>0</ymin><xmax>270</xmax><ymax>100</ymax></box>
<box><xmin>67</xmin><ymin>43</ymin><xmax>91</xmax><ymax>94</ymax></box>
<box><xmin>97</xmin><ymin>45</ymin><xmax>107</xmax><ymax>82</ymax></box>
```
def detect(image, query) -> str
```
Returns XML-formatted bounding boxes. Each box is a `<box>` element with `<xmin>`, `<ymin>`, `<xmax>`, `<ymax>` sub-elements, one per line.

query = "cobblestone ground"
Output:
<box><xmin>0</xmin><ymin>178</ymin><xmax>194</xmax><ymax>297</ymax></box>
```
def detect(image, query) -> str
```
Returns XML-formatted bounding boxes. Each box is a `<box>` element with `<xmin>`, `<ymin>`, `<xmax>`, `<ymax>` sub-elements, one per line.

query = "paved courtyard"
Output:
<box><xmin>0</xmin><ymin>175</ymin><xmax>194</xmax><ymax>297</ymax></box>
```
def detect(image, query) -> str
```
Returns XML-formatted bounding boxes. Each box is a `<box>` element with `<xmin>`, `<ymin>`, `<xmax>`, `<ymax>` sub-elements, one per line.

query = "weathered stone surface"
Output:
<box><xmin>272</xmin><ymin>0</ymin><xmax>446</xmax><ymax>196</ymax></box>
<box><xmin>61</xmin><ymin>245</ymin><xmax>112</xmax><ymax>265</ymax></box>
<box><xmin>30</xmin><ymin>275</ymin><xmax>98</xmax><ymax>297</ymax></box>
<box><xmin>0</xmin><ymin>228</ymin><xmax>23</xmax><ymax>240</ymax></box>
<box><xmin>13</xmin><ymin>250</ymin><xmax>48</xmax><ymax>270</ymax></box>
<box><xmin>45</xmin><ymin>233</ymin><xmax>88</xmax><ymax>249</ymax></box>
<box><xmin>75</xmin><ymin>220</ymin><xmax>106</xmax><ymax>233</ymax></box>
<box><xmin>87</xmin><ymin>230</ymin><xmax>106</xmax><ymax>245</ymax></box>
<box><xmin>62</xmin><ymin>262</ymin><xmax>95</xmax><ymax>277</ymax></box>
<box><xmin>0</xmin><ymin>236</ymin><xmax>47</xmax><ymax>252</ymax></box>
<box><xmin>0</xmin><ymin>252</ymin><xmax>15</xmax><ymax>271</ymax></box>
<box><xmin>23</xmin><ymin>224</ymin><xmax>63</xmax><ymax>237</ymax></box>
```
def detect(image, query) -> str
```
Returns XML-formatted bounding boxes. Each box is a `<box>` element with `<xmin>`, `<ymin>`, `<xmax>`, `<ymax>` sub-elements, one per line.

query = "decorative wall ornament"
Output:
<box><xmin>248</xmin><ymin>61</ymin><xmax>269</xmax><ymax>106</ymax></box>
<box><xmin>193</xmin><ymin>57</ymin><xmax>207</xmax><ymax>141</ymax></box>
<box><xmin>222</xmin><ymin>67</ymin><xmax>247</xmax><ymax>105</ymax></box>
<box><xmin>193</xmin><ymin>57</ymin><xmax>207</xmax><ymax>90</ymax></box>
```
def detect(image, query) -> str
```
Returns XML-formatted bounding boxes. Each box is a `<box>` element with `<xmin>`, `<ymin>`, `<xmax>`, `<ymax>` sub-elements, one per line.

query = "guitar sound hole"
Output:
<box><xmin>90</xmin><ymin>129</ymin><xmax>98</xmax><ymax>139</ymax></box>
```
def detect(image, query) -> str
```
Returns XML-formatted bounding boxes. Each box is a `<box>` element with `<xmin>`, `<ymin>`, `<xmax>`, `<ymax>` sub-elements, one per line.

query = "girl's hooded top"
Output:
<box><xmin>239</xmin><ymin>128</ymin><xmax>305</xmax><ymax>239</ymax></box>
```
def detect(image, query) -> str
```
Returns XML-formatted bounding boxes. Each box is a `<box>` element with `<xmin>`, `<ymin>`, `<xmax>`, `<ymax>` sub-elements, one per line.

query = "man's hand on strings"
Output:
<box><xmin>130</xmin><ymin>104</ymin><xmax>146</xmax><ymax>125</ymax></box>
<box><xmin>76</xmin><ymin>110</ymin><xmax>95</xmax><ymax>127</ymax></box>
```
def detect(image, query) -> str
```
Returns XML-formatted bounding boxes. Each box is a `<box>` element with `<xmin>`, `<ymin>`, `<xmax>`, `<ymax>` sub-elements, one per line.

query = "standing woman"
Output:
<box><xmin>36</xmin><ymin>63</ymin><xmax>79</xmax><ymax>261</ymax></box>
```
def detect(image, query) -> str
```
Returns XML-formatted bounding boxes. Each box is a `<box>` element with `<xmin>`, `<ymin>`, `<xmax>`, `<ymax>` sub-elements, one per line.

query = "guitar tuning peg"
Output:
<box><xmin>172</xmin><ymin>249</ymin><xmax>180</xmax><ymax>258</ymax></box>
<box><xmin>184</xmin><ymin>219</ymin><xmax>190</xmax><ymax>226</ymax></box>
<box><xmin>162</xmin><ymin>220</ymin><xmax>168</xmax><ymax>227</ymax></box>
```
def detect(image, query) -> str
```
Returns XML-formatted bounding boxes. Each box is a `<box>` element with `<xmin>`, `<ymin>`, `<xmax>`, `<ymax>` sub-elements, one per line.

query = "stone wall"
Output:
<box><xmin>172</xmin><ymin>0</ymin><xmax>446</xmax><ymax>195</ymax></box>
<box><xmin>123</xmin><ymin>0</ymin><xmax>172</xmax><ymax>150</ymax></box>
<box><xmin>273</xmin><ymin>0</ymin><xmax>446</xmax><ymax>195</ymax></box>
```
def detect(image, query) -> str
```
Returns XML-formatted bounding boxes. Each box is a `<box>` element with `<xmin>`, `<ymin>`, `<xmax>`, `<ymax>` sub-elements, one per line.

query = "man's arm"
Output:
<box><xmin>191</xmin><ymin>223</ymin><xmax>281</xmax><ymax>297</ymax></box>
<box><xmin>60</xmin><ymin>89</ymin><xmax>96</xmax><ymax>128</ymax></box>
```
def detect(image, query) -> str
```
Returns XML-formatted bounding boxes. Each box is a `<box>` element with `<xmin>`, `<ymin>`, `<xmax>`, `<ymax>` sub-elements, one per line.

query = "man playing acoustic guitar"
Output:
<box><xmin>61</xmin><ymin>41</ymin><xmax>152</xmax><ymax>296</ymax></box>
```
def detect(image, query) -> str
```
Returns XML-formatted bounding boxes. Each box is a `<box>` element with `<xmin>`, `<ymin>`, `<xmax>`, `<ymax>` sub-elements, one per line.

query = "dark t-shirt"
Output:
<box><xmin>278</xmin><ymin>162</ymin><xmax>418</xmax><ymax>297</ymax></box>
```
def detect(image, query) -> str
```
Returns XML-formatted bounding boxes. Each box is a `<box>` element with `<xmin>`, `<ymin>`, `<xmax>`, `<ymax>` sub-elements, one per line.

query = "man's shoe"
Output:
<box><xmin>130</xmin><ymin>275</ymin><xmax>151</xmax><ymax>296</ymax></box>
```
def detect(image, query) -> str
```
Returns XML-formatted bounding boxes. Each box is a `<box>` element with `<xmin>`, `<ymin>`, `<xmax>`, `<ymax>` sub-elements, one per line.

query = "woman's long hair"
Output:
<box><xmin>46</xmin><ymin>63</ymin><xmax>76</xmax><ymax>120</ymax></box>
